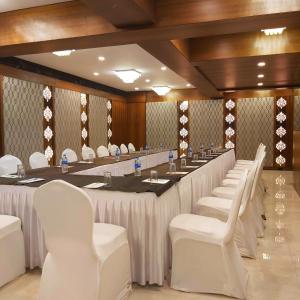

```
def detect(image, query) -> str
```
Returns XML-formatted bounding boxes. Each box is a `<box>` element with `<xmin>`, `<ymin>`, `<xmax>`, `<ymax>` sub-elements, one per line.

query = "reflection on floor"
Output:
<box><xmin>1</xmin><ymin>171</ymin><xmax>300</xmax><ymax>300</ymax></box>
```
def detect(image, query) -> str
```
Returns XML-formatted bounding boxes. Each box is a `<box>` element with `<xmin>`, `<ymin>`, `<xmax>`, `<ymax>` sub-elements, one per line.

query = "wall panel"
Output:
<box><xmin>236</xmin><ymin>97</ymin><xmax>274</xmax><ymax>167</ymax></box>
<box><xmin>294</xmin><ymin>95</ymin><xmax>300</xmax><ymax>130</ymax></box>
<box><xmin>189</xmin><ymin>100</ymin><xmax>223</xmax><ymax>150</ymax></box>
<box><xmin>2</xmin><ymin>76</ymin><xmax>44</xmax><ymax>168</ymax></box>
<box><xmin>89</xmin><ymin>95</ymin><xmax>108</xmax><ymax>149</ymax></box>
<box><xmin>112</xmin><ymin>101</ymin><xmax>128</xmax><ymax>146</ymax></box>
<box><xmin>146</xmin><ymin>102</ymin><xmax>177</xmax><ymax>149</ymax></box>
<box><xmin>55</xmin><ymin>88</ymin><xmax>81</xmax><ymax>162</ymax></box>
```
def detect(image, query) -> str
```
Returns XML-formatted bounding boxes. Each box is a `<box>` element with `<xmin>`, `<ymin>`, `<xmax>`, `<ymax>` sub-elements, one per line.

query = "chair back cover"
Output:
<box><xmin>61</xmin><ymin>148</ymin><xmax>78</xmax><ymax>163</ymax></box>
<box><xmin>128</xmin><ymin>143</ymin><xmax>135</xmax><ymax>153</ymax></box>
<box><xmin>82</xmin><ymin>146</ymin><xmax>96</xmax><ymax>160</ymax></box>
<box><xmin>0</xmin><ymin>155</ymin><xmax>22</xmax><ymax>175</ymax></box>
<box><xmin>223</xmin><ymin>170</ymin><xmax>248</xmax><ymax>244</ymax></box>
<box><xmin>250</xmin><ymin>151</ymin><xmax>266</xmax><ymax>200</ymax></box>
<box><xmin>97</xmin><ymin>145</ymin><xmax>110</xmax><ymax>158</ymax></box>
<box><xmin>120</xmin><ymin>144</ymin><xmax>128</xmax><ymax>154</ymax></box>
<box><xmin>29</xmin><ymin>152</ymin><xmax>49</xmax><ymax>169</ymax></box>
<box><xmin>109</xmin><ymin>144</ymin><xmax>118</xmax><ymax>156</ymax></box>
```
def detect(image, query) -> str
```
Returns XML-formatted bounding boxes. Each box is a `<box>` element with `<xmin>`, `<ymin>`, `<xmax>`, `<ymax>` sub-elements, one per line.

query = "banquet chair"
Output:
<box><xmin>82</xmin><ymin>146</ymin><xmax>96</xmax><ymax>161</ymax></box>
<box><xmin>169</xmin><ymin>171</ymin><xmax>248</xmax><ymax>299</ymax></box>
<box><xmin>0</xmin><ymin>215</ymin><xmax>25</xmax><ymax>287</ymax></box>
<box><xmin>61</xmin><ymin>148</ymin><xmax>78</xmax><ymax>163</ymax></box>
<box><xmin>109</xmin><ymin>144</ymin><xmax>118</xmax><ymax>156</ymax></box>
<box><xmin>120</xmin><ymin>144</ymin><xmax>129</xmax><ymax>154</ymax></box>
<box><xmin>29</xmin><ymin>152</ymin><xmax>49</xmax><ymax>169</ymax></box>
<box><xmin>96</xmin><ymin>145</ymin><xmax>110</xmax><ymax>158</ymax></box>
<box><xmin>33</xmin><ymin>180</ymin><xmax>132</xmax><ymax>300</ymax></box>
<box><xmin>0</xmin><ymin>154</ymin><xmax>22</xmax><ymax>175</ymax></box>
<box><xmin>235</xmin><ymin>143</ymin><xmax>264</xmax><ymax>165</ymax></box>
<box><xmin>128</xmin><ymin>143</ymin><xmax>135</xmax><ymax>153</ymax></box>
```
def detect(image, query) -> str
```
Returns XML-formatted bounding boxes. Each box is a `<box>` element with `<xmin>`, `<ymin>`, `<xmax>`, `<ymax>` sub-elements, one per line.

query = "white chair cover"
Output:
<box><xmin>120</xmin><ymin>144</ymin><xmax>128</xmax><ymax>154</ymax></box>
<box><xmin>0</xmin><ymin>215</ymin><xmax>25</xmax><ymax>287</ymax></box>
<box><xmin>0</xmin><ymin>155</ymin><xmax>22</xmax><ymax>175</ymax></box>
<box><xmin>109</xmin><ymin>144</ymin><xmax>118</xmax><ymax>156</ymax></box>
<box><xmin>33</xmin><ymin>180</ymin><xmax>131</xmax><ymax>300</ymax></box>
<box><xmin>82</xmin><ymin>146</ymin><xmax>96</xmax><ymax>160</ymax></box>
<box><xmin>29</xmin><ymin>152</ymin><xmax>49</xmax><ymax>169</ymax></box>
<box><xmin>128</xmin><ymin>143</ymin><xmax>135</xmax><ymax>153</ymax></box>
<box><xmin>169</xmin><ymin>171</ymin><xmax>248</xmax><ymax>299</ymax></box>
<box><xmin>96</xmin><ymin>146</ymin><xmax>110</xmax><ymax>158</ymax></box>
<box><xmin>61</xmin><ymin>148</ymin><xmax>78</xmax><ymax>163</ymax></box>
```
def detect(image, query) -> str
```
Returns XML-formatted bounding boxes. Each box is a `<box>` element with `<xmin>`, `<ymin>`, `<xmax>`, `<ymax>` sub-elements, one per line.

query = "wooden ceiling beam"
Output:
<box><xmin>79</xmin><ymin>0</ymin><xmax>155</xmax><ymax>27</ymax></box>
<box><xmin>190</xmin><ymin>28</ymin><xmax>300</xmax><ymax>63</ymax></box>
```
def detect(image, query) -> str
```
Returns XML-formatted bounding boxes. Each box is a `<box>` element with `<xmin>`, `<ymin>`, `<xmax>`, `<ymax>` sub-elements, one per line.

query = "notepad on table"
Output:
<box><xmin>166</xmin><ymin>171</ymin><xmax>189</xmax><ymax>175</ymax></box>
<box><xmin>183</xmin><ymin>166</ymin><xmax>199</xmax><ymax>169</ymax></box>
<box><xmin>18</xmin><ymin>178</ymin><xmax>45</xmax><ymax>184</ymax></box>
<box><xmin>142</xmin><ymin>178</ymin><xmax>170</xmax><ymax>184</ymax></box>
<box><xmin>191</xmin><ymin>160</ymin><xmax>208</xmax><ymax>163</ymax></box>
<box><xmin>84</xmin><ymin>182</ymin><xmax>107</xmax><ymax>189</ymax></box>
<box><xmin>0</xmin><ymin>174</ymin><xmax>19</xmax><ymax>179</ymax></box>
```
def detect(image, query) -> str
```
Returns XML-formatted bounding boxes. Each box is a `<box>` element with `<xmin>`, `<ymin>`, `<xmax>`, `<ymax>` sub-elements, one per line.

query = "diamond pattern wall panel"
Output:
<box><xmin>55</xmin><ymin>88</ymin><xmax>81</xmax><ymax>162</ymax></box>
<box><xmin>294</xmin><ymin>96</ymin><xmax>300</xmax><ymax>130</ymax></box>
<box><xmin>237</xmin><ymin>97</ymin><xmax>274</xmax><ymax>167</ymax></box>
<box><xmin>189</xmin><ymin>100</ymin><xmax>223</xmax><ymax>150</ymax></box>
<box><xmin>89</xmin><ymin>95</ymin><xmax>108</xmax><ymax>149</ymax></box>
<box><xmin>146</xmin><ymin>102</ymin><xmax>177</xmax><ymax>148</ymax></box>
<box><xmin>3</xmin><ymin>77</ymin><xmax>44</xmax><ymax>169</ymax></box>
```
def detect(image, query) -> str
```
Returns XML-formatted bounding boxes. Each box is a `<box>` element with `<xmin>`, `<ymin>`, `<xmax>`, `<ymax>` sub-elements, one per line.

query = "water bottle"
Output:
<box><xmin>145</xmin><ymin>144</ymin><xmax>149</xmax><ymax>155</ymax></box>
<box><xmin>134</xmin><ymin>158</ymin><xmax>141</xmax><ymax>176</ymax></box>
<box><xmin>168</xmin><ymin>150</ymin><xmax>174</xmax><ymax>163</ymax></box>
<box><xmin>61</xmin><ymin>154</ymin><xmax>68</xmax><ymax>174</ymax></box>
<box><xmin>115</xmin><ymin>147</ymin><xmax>120</xmax><ymax>161</ymax></box>
<box><xmin>188</xmin><ymin>146</ymin><xmax>193</xmax><ymax>158</ymax></box>
<box><xmin>160</xmin><ymin>143</ymin><xmax>163</xmax><ymax>151</ymax></box>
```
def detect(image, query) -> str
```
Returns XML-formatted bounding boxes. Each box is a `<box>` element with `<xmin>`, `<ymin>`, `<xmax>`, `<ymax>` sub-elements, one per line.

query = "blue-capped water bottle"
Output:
<box><xmin>134</xmin><ymin>157</ymin><xmax>141</xmax><ymax>176</ymax></box>
<box><xmin>61</xmin><ymin>154</ymin><xmax>68</xmax><ymax>174</ymax></box>
<box><xmin>187</xmin><ymin>146</ymin><xmax>193</xmax><ymax>158</ymax></box>
<box><xmin>168</xmin><ymin>150</ymin><xmax>174</xmax><ymax>163</ymax></box>
<box><xmin>115</xmin><ymin>147</ymin><xmax>121</xmax><ymax>161</ymax></box>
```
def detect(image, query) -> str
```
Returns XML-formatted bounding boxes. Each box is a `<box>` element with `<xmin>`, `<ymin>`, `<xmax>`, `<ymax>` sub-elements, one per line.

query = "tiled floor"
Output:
<box><xmin>1</xmin><ymin>171</ymin><xmax>300</xmax><ymax>300</ymax></box>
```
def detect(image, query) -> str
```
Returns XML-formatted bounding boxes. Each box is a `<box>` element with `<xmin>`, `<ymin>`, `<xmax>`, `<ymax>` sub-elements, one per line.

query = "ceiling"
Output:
<box><xmin>0</xmin><ymin>0</ymin><xmax>70</xmax><ymax>12</ymax></box>
<box><xmin>19</xmin><ymin>44</ymin><xmax>193</xmax><ymax>92</ymax></box>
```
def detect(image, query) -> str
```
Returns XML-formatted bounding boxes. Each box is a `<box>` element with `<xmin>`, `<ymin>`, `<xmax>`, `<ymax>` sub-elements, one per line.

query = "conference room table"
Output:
<box><xmin>0</xmin><ymin>149</ymin><xmax>235</xmax><ymax>285</ymax></box>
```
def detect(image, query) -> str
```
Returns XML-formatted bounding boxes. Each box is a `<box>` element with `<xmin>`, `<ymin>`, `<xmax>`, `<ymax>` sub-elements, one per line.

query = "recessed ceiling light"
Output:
<box><xmin>145</xmin><ymin>79</ymin><xmax>151</xmax><ymax>83</ymax></box>
<box><xmin>257</xmin><ymin>74</ymin><xmax>264</xmax><ymax>78</ymax></box>
<box><xmin>93</xmin><ymin>72</ymin><xmax>99</xmax><ymax>76</ymax></box>
<box><xmin>114</xmin><ymin>69</ymin><xmax>141</xmax><ymax>83</ymax></box>
<box><xmin>152</xmin><ymin>86</ymin><xmax>171</xmax><ymax>96</ymax></box>
<box><xmin>257</xmin><ymin>62</ymin><xmax>266</xmax><ymax>67</ymax></box>
<box><xmin>261</xmin><ymin>27</ymin><xmax>286</xmax><ymax>36</ymax></box>
<box><xmin>98</xmin><ymin>56</ymin><xmax>105</xmax><ymax>61</ymax></box>
<box><xmin>186</xmin><ymin>83</ymin><xmax>191</xmax><ymax>87</ymax></box>
<box><xmin>257</xmin><ymin>82</ymin><xmax>264</xmax><ymax>86</ymax></box>
<box><xmin>52</xmin><ymin>49</ymin><xmax>75</xmax><ymax>56</ymax></box>
<box><xmin>161</xmin><ymin>66</ymin><xmax>167</xmax><ymax>71</ymax></box>
<box><xmin>134</xmin><ymin>87</ymin><xmax>139</xmax><ymax>90</ymax></box>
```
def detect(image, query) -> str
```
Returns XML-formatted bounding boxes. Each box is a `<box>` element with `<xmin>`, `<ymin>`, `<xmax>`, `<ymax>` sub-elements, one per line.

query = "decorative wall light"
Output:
<box><xmin>80</xmin><ymin>93</ymin><xmax>89</xmax><ymax>148</ymax></box>
<box><xmin>276</xmin><ymin>126</ymin><xmax>286</xmax><ymax>138</ymax></box>
<box><xmin>107</xmin><ymin>100</ymin><xmax>113</xmax><ymax>146</ymax></box>
<box><xmin>152</xmin><ymin>86</ymin><xmax>171</xmax><ymax>96</ymax></box>
<box><xmin>114</xmin><ymin>69</ymin><xmax>141</xmax><ymax>83</ymax></box>
<box><xmin>178</xmin><ymin>100</ymin><xmax>189</xmax><ymax>157</ymax></box>
<box><xmin>224</xmin><ymin>98</ymin><xmax>236</xmax><ymax>149</ymax></box>
<box><xmin>225</xmin><ymin>99</ymin><xmax>235</xmax><ymax>111</ymax></box>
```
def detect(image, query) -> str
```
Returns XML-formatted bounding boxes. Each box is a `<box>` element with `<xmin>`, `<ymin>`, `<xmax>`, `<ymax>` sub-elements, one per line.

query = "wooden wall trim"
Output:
<box><xmin>223</xmin><ymin>88</ymin><xmax>296</xmax><ymax>99</ymax></box>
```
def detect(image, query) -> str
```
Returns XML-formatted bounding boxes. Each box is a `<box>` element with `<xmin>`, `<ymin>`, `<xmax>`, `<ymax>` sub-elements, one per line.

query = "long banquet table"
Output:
<box><xmin>0</xmin><ymin>149</ymin><xmax>235</xmax><ymax>285</ymax></box>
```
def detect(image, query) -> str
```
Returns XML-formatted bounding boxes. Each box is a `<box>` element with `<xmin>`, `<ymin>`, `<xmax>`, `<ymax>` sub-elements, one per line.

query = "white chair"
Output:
<box><xmin>82</xmin><ymin>146</ymin><xmax>96</xmax><ymax>161</ymax></box>
<box><xmin>0</xmin><ymin>155</ymin><xmax>22</xmax><ymax>175</ymax></box>
<box><xmin>128</xmin><ymin>143</ymin><xmax>135</xmax><ymax>153</ymax></box>
<box><xmin>109</xmin><ymin>144</ymin><xmax>118</xmax><ymax>156</ymax></box>
<box><xmin>29</xmin><ymin>152</ymin><xmax>49</xmax><ymax>169</ymax></box>
<box><xmin>120</xmin><ymin>144</ymin><xmax>128</xmax><ymax>154</ymax></box>
<box><xmin>61</xmin><ymin>148</ymin><xmax>78</xmax><ymax>163</ymax></box>
<box><xmin>0</xmin><ymin>215</ymin><xmax>26</xmax><ymax>287</ymax></box>
<box><xmin>97</xmin><ymin>145</ymin><xmax>110</xmax><ymax>158</ymax></box>
<box><xmin>33</xmin><ymin>180</ymin><xmax>131</xmax><ymax>300</ymax></box>
<box><xmin>169</xmin><ymin>171</ymin><xmax>248</xmax><ymax>299</ymax></box>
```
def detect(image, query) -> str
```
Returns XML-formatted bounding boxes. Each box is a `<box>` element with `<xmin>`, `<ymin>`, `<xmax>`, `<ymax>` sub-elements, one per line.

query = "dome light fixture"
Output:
<box><xmin>52</xmin><ymin>49</ymin><xmax>75</xmax><ymax>56</ymax></box>
<box><xmin>261</xmin><ymin>27</ymin><xmax>286</xmax><ymax>36</ymax></box>
<box><xmin>152</xmin><ymin>86</ymin><xmax>171</xmax><ymax>96</ymax></box>
<box><xmin>114</xmin><ymin>69</ymin><xmax>141</xmax><ymax>83</ymax></box>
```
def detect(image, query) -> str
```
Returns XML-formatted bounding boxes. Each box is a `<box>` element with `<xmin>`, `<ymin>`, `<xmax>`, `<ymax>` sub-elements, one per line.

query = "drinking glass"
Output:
<box><xmin>180</xmin><ymin>158</ymin><xmax>187</xmax><ymax>168</ymax></box>
<box><xmin>207</xmin><ymin>149</ymin><xmax>212</xmax><ymax>156</ymax></box>
<box><xmin>201</xmin><ymin>151</ymin><xmax>206</xmax><ymax>159</ymax></box>
<box><xmin>150</xmin><ymin>170</ymin><xmax>158</xmax><ymax>183</ymax></box>
<box><xmin>140</xmin><ymin>147</ymin><xmax>144</xmax><ymax>153</ymax></box>
<box><xmin>193</xmin><ymin>154</ymin><xmax>199</xmax><ymax>161</ymax></box>
<box><xmin>17</xmin><ymin>164</ymin><xmax>26</xmax><ymax>178</ymax></box>
<box><xmin>169</xmin><ymin>162</ymin><xmax>176</xmax><ymax>174</ymax></box>
<box><xmin>88</xmin><ymin>153</ymin><xmax>94</xmax><ymax>163</ymax></box>
<box><xmin>103</xmin><ymin>171</ymin><xmax>112</xmax><ymax>187</ymax></box>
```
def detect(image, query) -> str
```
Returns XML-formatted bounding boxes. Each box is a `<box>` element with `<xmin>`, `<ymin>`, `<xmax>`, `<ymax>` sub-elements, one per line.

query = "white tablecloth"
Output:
<box><xmin>0</xmin><ymin>150</ymin><xmax>235</xmax><ymax>285</ymax></box>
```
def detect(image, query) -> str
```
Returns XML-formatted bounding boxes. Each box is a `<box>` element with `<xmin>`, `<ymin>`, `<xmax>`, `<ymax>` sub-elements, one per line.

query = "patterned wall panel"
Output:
<box><xmin>2</xmin><ymin>77</ymin><xmax>44</xmax><ymax>168</ymax></box>
<box><xmin>236</xmin><ymin>97</ymin><xmax>274</xmax><ymax>167</ymax></box>
<box><xmin>189</xmin><ymin>100</ymin><xmax>223</xmax><ymax>150</ymax></box>
<box><xmin>294</xmin><ymin>96</ymin><xmax>300</xmax><ymax>130</ymax></box>
<box><xmin>55</xmin><ymin>88</ymin><xmax>81</xmax><ymax>162</ymax></box>
<box><xmin>89</xmin><ymin>95</ymin><xmax>108</xmax><ymax>149</ymax></box>
<box><xmin>146</xmin><ymin>102</ymin><xmax>177</xmax><ymax>149</ymax></box>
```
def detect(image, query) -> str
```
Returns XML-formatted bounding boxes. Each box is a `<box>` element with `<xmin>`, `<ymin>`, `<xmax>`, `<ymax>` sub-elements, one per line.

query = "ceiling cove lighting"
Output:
<box><xmin>93</xmin><ymin>72</ymin><xmax>99</xmax><ymax>76</ymax></box>
<box><xmin>261</xmin><ymin>27</ymin><xmax>286</xmax><ymax>36</ymax></box>
<box><xmin>257</xmin><ymin>61</ymin><xmax>266</xmax><ymax>67</ymax></box>
<box><xmin>257</xmin><ymin>82</ymin><xmax>264</xmax><ymax>86</ymax></box>
<box><xmin>98</xmin><ymin>56</ymin><xmax>105</xmax><ymax>61</ymax></box>
<box><xmin>161</xmin><ymin>66</ymin><xmax>167</xmax><ymax>71</ymax></box>
<box><xmin>152</xmin><ymin>86</ymin><xmax>171</xmax><ymax>96</ymax></box>
<box><xmin>257</xmin><ymin>74</ymin><xmax>264</xmax><ymax>78</ymax></box>
<box><xmin>186</xmin><ymin>83</ymin><xmax>191</xmax><ymax>87</ymax></box>
<box><xmin>52</xmin><ymin>50</ymin><xmax>75</xmax><ymax>56</ymax></box>
<box><xmin>114</xmin><ymin>69</ymin><xmax>141</xmax><ymax>83</ymax></box>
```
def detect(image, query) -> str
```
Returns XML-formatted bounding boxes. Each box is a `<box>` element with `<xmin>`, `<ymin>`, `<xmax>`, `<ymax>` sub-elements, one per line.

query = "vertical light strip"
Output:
<box><xmin>107</xmin><ymin>100</ymin><xmax>112</xmax><ymax>147</ymax></box>
<box><xmin>178</xmin><ymin>100</ymin><xmax>189</xmax><ymax>157</ymax></box>
<box><xmin>224</xmin><ymin>98</ymin><xmax>237</xmax><ymax>149</ymax></box>
<box><xmin>43</xmin><ymin>86</ymin><xmax>55</xmax><ymax>164</ymax></box>
<box><xmin>80</xmin><ymin>93</ymin><xmax>89</xmax><ymax>148</ymax></box>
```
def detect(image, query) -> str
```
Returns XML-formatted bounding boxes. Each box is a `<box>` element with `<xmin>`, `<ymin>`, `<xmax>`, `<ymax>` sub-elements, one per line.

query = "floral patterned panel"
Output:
<box><xmin>3</xmin><ymin>77</ymin><xmax>44</xmax><ymax>169</ymax></box>
<box><xmin>294</xmin><ymin>96</ymin><xmax>300</xmax><ymax>130</ymax></box>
